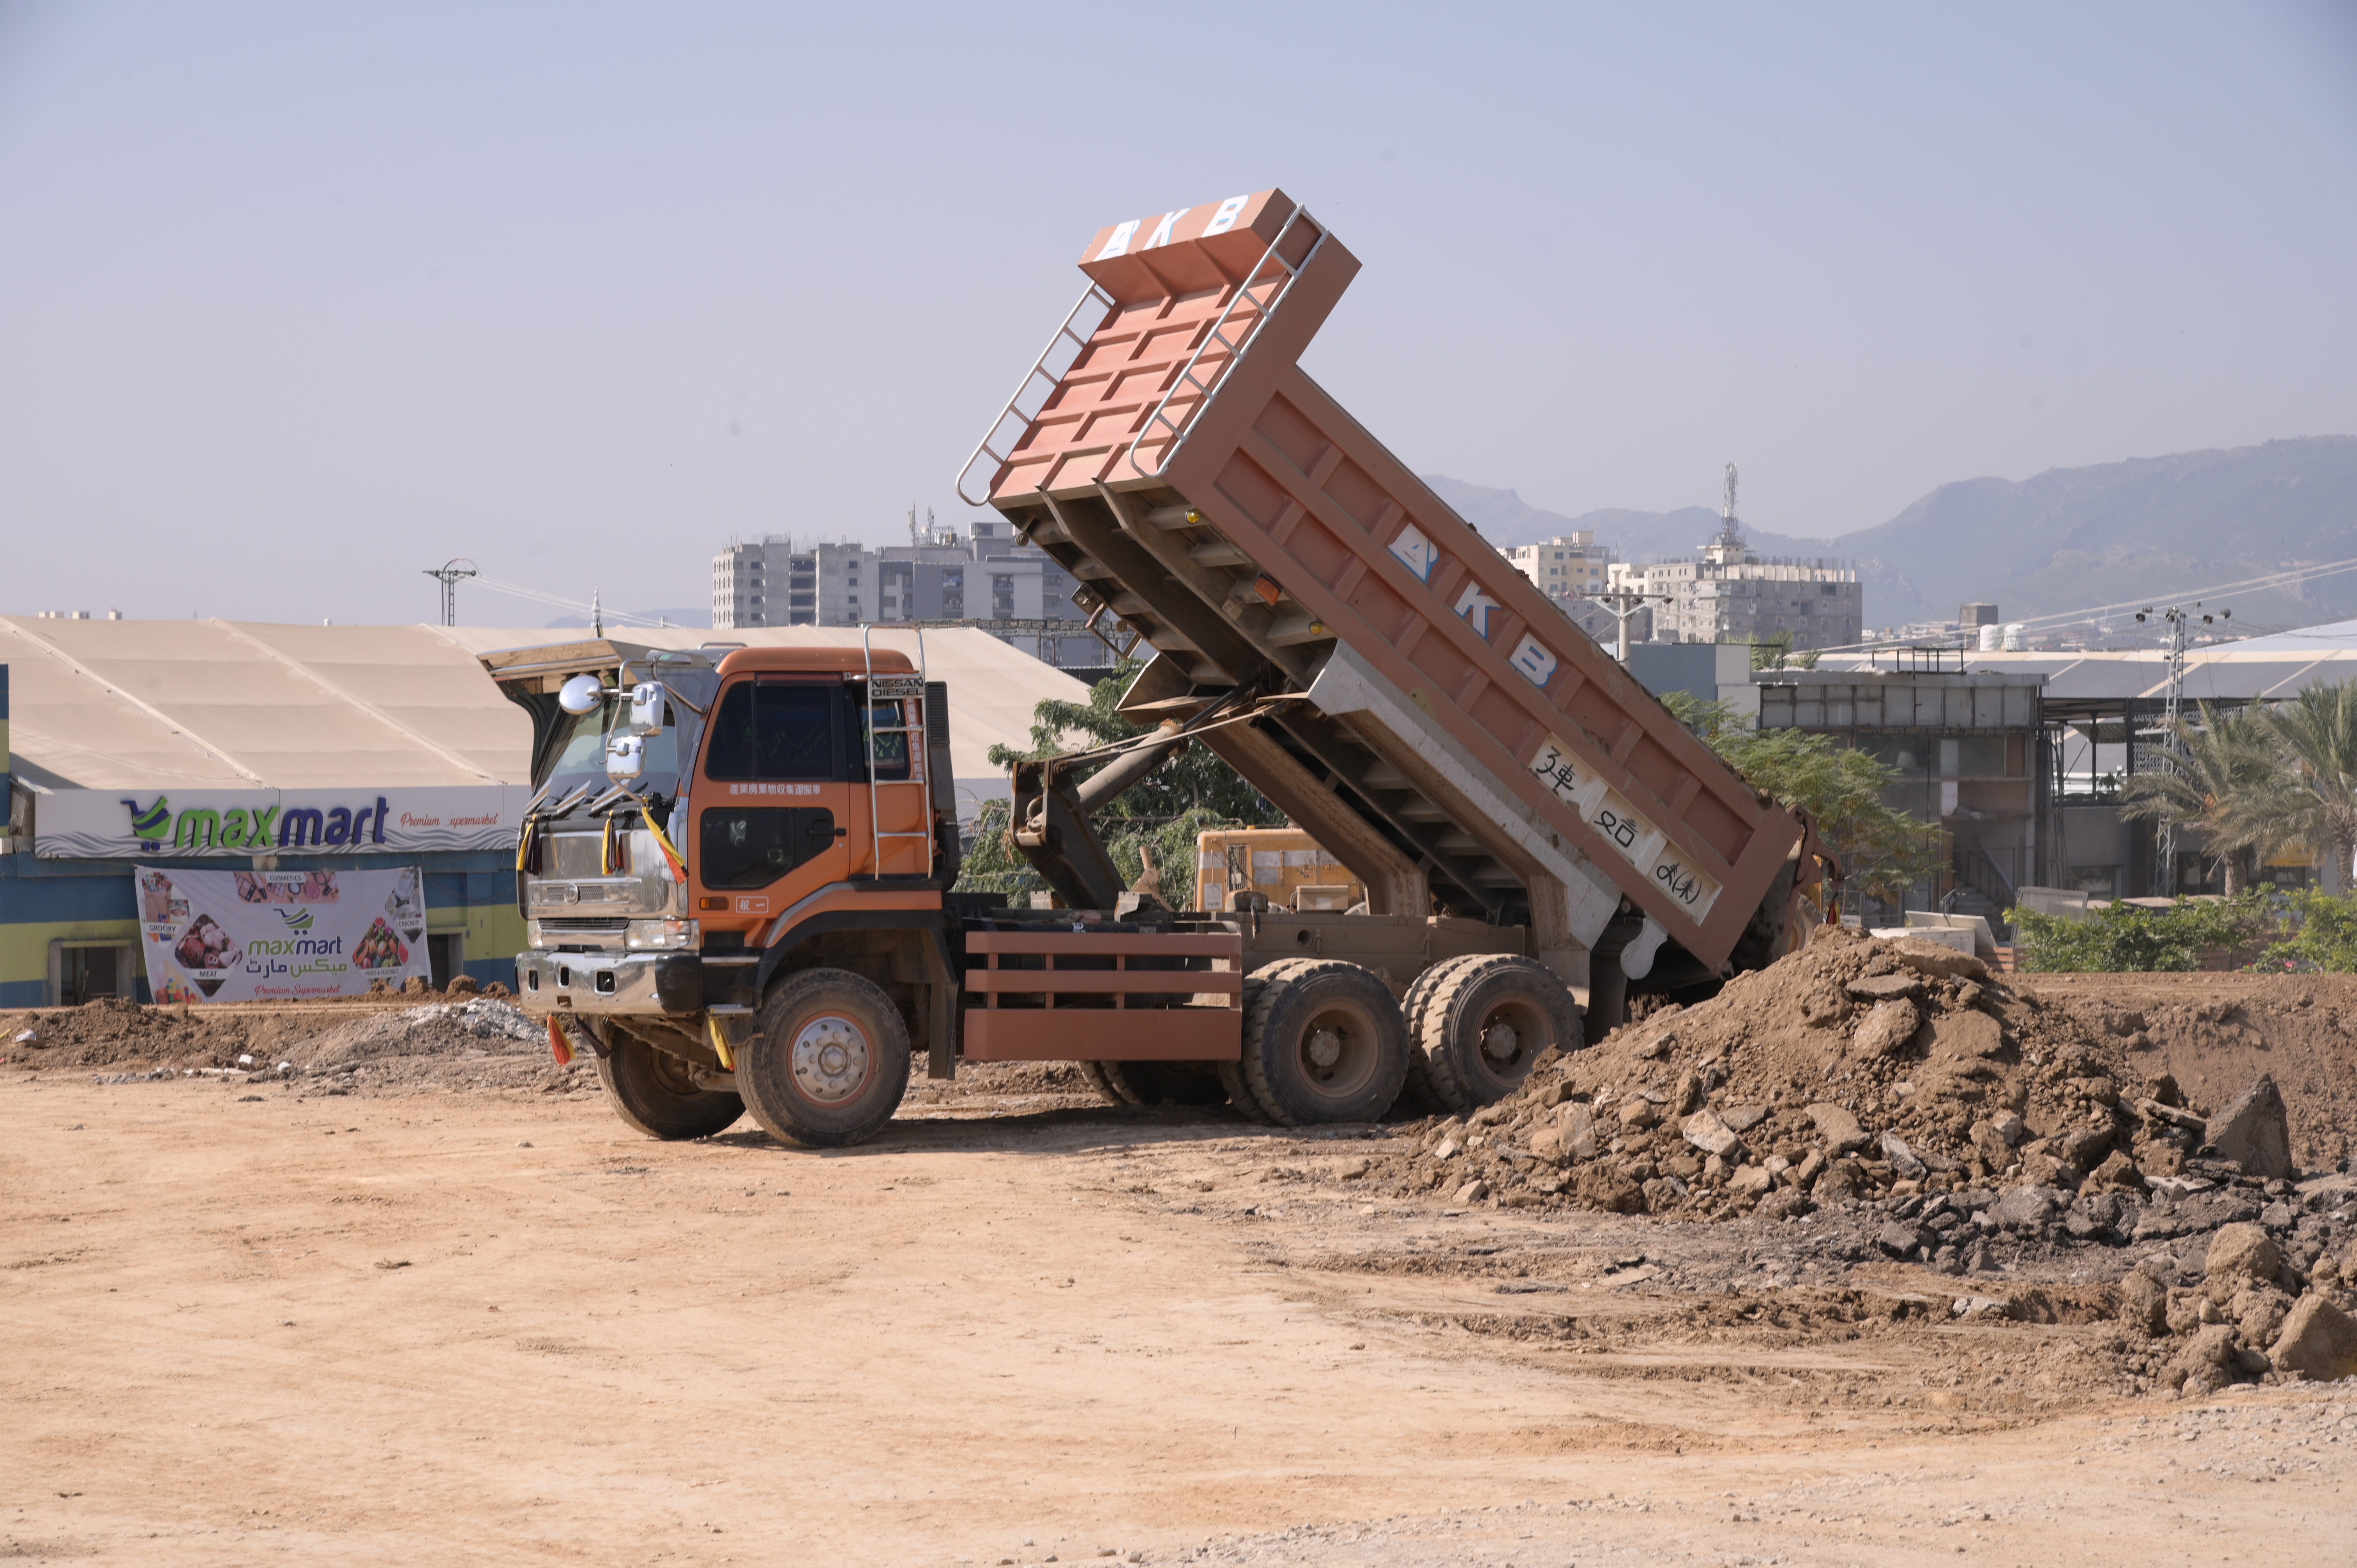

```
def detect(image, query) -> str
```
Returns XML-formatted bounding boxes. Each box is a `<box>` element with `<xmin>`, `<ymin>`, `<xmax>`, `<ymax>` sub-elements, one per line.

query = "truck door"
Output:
<box><xmin>692</xmin><ymin>678</ymin><xmax>852</xmax><ymax>936</ymax></box>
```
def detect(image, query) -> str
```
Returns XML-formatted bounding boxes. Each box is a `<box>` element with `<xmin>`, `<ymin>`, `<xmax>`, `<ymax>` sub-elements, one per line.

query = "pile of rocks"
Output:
<box><xmin>2118</xmin><ymin>1218</ymin><xmax>2357</xmax><ymax>1393</ymax></box>
<box><xmin>1384</xmin><ymin>929</ymin><xmax>2342</xmax><ymax>1251</ymax></box>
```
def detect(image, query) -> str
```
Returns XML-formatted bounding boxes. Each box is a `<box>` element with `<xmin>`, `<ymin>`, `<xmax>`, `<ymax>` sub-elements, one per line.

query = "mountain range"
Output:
<box><xmin>1426</xmin><ymin>435</ymin><xmax>2357</xmax><ymax>634</ymax></box>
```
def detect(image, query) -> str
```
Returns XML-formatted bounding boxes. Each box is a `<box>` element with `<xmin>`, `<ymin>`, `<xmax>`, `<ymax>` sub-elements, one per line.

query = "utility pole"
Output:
<box><xmin>1590</xmin><ymin>588</ymin><xmax>1674</xmax><ymax>662</ymax></box>
<box><xmin>423</xmin><ymin>558</ymin><xmax>477</xmax><ymax>626</ymax></box>
<box><xmin>2134</xmin><ymin>600</ymin><xmax>2231</xmax><ymax>893</ymax></box>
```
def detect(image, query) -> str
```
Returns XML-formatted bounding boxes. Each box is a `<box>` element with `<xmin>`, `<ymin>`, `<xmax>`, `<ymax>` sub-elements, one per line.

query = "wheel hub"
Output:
<box><xmin>790</xmin><ymin>1014</ymin><xmax>871</xmax><ymax>1104</ymax></box>
<box><xmin>1306</xmin><ymin>1026</ymin><xmax>1345</xmax><ymax>1070</ymax></box>
<box><xmin>1481</xmin><ymin>1020</ymin><xmax>1521</xmax><ymax>1063</ymax></box>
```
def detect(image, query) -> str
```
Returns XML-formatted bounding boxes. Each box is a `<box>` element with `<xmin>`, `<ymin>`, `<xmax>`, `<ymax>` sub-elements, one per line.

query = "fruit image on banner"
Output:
<box><xmin>137</xmin><ymin>866</ymin><xmax>431</xmax><ymax>1001</ymax></box>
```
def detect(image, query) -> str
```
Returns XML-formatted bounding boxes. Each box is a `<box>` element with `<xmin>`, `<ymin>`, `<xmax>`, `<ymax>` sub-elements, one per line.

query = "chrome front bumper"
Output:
<box><xmin>513</xmin><ymin>949</ymin><xmax>682</xmax><ymax>1015</ymax></box>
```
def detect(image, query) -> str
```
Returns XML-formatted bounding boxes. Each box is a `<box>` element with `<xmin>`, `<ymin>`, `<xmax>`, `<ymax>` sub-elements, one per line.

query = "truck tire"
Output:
<box><xmin>1398</xmin><ymin>954</ymin><xmax>1488</xmax><ymax>1114</ymax></box>
<box><xmin>595</xmin><ymin>1034</ymin><xmax>746</xmax><ymax>1141</ymax></box>
<box><xmin>737</xmin><ymin>968</ymin><xmax>911</xmax><ymax>1149</ymax></box>
<box><xmin>1087</xmin><ymin>1060</ymin><xmax>1228</xmax><ymax>1107</ymax></box>
<box><xmin>1415</xmin><ymin>955</ymin><xmax>1579</xmax><ymax>1111</ymax></box>
<box><xmin>1219</xmin><ymin>971</ymin><xmax>1286</xmax><ymax>1123</ymax></box>
<box><xmin>1240</xmin><ymin>959</ymin><xmax>1410</xmax><ymax>1127</ymax></box>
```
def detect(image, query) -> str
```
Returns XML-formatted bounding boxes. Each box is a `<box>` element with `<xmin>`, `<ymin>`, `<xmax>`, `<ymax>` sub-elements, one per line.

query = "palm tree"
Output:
<box><xmin>2259</xmin><ymin>682</ymin><xmax>2357</xmax><ymax>894</ymax></box>
<box><xmin>2119</xmin><ymin>702</ymin><xmax>2285</xmax><ymax>894</ymax></box>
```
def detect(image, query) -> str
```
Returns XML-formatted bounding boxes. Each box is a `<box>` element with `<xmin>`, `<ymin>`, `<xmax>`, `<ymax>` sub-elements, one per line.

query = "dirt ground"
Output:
<box><xmin>5</xmin><ymin>979</ymin><xmax>2355</xmax><ymax>1566</ymax></box>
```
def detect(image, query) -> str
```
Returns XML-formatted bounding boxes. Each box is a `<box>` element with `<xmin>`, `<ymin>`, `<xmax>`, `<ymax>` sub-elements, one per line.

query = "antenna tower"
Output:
<box><xmin>2134</xmin><ymin>600</ymin><xmax>2232</xmax><ymax>892</ymax></box>
<box><xmin>1716</xmin><ymin>461</ymin><xmax>1742</xmax><ymax>550</ymax></box>
<box><xmin>424</xmin><ymin>558</ymin><xmax>478</xmax><ymax>626</ymax></box>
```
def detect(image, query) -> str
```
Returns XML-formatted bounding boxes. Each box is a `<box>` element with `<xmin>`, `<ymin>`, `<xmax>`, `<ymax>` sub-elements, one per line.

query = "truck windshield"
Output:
<box><xmin>538</xmin><ymin>700</ymin><xmax>687</xmax><ymax>802</ymax></box>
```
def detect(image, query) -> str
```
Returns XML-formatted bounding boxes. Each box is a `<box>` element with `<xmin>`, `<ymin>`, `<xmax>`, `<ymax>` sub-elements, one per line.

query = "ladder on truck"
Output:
<box><xmin>1129</xmin><ymin>203</ymin><xmax>1329</xmax><ymax>478</ymax></box>
<box><xmin>860</xmin><ymin>625</ymin><xmax>933</xmax><ymax>878</ymax></box>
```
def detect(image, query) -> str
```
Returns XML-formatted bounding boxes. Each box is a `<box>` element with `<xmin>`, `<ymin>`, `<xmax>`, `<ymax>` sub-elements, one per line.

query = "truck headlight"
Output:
<box><xmin>626</xmin><ymin>918</ymin><xmax>699</xmax><ymax>950</ymax></box>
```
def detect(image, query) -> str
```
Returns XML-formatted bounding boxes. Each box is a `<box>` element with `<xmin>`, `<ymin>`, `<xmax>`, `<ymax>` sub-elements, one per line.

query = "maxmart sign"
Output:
<box><xmin>36</xmin><ymin>785</ymin><xmax>530</xmax><ymax>860</ymax></box>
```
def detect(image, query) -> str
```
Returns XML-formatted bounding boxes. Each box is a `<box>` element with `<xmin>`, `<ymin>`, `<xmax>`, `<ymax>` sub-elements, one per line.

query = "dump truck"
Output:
<box><xmin>488</xmin><ymin>188</ymin><xmax>1829</xmax><ymax>1149</ymax></box>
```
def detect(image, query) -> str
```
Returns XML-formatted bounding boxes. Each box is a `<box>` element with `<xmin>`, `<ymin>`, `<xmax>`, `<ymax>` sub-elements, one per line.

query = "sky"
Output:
<box><xmin>2</xmin><ymin>2</ymin><xmax>2353</xmax><ymax>627</ymax></box>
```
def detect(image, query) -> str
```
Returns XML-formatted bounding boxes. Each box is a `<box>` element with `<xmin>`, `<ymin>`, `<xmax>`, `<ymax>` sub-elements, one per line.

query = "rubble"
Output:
<box><xmin>1366</xmin><ymin>928</ymin><xmax>2357</xmax><ymax>1392</ymax></box>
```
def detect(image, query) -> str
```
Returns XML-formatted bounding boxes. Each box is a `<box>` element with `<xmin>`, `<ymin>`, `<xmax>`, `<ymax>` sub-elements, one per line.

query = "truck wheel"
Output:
<box><xmin>1416</xmin><ymin>956</ymin><xmax>1579</xmax><ymax>1111</ymax></box>
<box><xmin>1241</xmin><ymin>959</ymin><xmax>1410</xmax><ymax>1127</ymax></box>
<box><xmin>1219</xmin><ymin>971</ymin><xmax>1286</xmax><ymax>1123</ymax></box>
<box><xmin>1088</xmin><ymin>1060</ymin><xmax>1228</xmax><ymax>1107</ymax></box>
<box><xmin>1076</xmin><ymin>1060</ymin><xmax>1127</xmax><ymax>1105</ymax></box>
<box><xmin>738</xmin><ymin>968</ymin><xmax>911</xmax><ymax>1149</ymax></box>
<box><xmin>1398</xmin><ymin>954</ymin><xmax>1487</xmax><ymax>1114</ymax></box>
<box><xmin>595</xmin><ymin>1035</ymin><xmax>746</xmax><ymax>1141</ymax></box>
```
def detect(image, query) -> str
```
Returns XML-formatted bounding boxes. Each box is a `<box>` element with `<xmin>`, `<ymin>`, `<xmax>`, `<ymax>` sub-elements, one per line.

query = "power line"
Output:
<box><xmin>1808</xmin><ymin>551</ymin><xmax>2357</xmax><ymax>657</ymax></box>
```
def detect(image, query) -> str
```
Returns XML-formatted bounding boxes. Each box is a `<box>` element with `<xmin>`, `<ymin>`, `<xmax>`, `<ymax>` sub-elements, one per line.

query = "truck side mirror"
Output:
<box><xmin>605</xmin><ymin>733</ymin><xmax>646</xmax><ymax>779</ymax></box>
<box><xmin>558</xmin><ymin>674</ymin><xmax>606</xmax><ymax>715</ymax></box>
<box><xmin>627</xmin><ymin>682</ymin><xmax>665</xmax><ymax>736</ymax></box>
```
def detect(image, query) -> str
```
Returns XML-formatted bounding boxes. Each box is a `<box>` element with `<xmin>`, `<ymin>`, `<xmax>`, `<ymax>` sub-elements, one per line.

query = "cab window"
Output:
<box><xmin>704</xmin><ymin>683</ymin><xmax>838</xmax><ymax>781</ymax></box>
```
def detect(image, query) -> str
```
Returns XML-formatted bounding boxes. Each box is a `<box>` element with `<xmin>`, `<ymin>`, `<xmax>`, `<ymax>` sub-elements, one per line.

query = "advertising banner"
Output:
<box><xmin>37</xmin><ymin>785</ymin><xmax>529</xmax><ymax>860</ymax></box>
<box><xmin>137</xmin><ymin>865</ymin><xmax>431</xmax><ymax>1002</ymax></box>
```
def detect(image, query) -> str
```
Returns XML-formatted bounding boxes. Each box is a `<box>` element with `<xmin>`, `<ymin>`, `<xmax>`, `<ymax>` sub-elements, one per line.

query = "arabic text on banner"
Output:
<box><xmin>137</xmin><ymin>866</ymin><xmax>431</xmax><ymax>1002</ymax></box>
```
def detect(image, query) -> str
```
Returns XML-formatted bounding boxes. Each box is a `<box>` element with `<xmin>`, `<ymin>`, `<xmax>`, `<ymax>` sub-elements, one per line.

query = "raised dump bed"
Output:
<box><xmin>959</xmin><ymin>189</ymin><xmax>1819</xmax><ymax>991</ymax></box>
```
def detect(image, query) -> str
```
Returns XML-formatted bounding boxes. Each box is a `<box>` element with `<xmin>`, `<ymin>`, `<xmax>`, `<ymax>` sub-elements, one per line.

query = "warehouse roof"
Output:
<box><xmin>1819</xmin><ymin>623</ymin><xmax>2357</xmax><ymax>705</ymax></box>
<box><xmin>0</xmin><ymin>618</ymin><xmax>1085</xmax><ymax>807</ymax></box>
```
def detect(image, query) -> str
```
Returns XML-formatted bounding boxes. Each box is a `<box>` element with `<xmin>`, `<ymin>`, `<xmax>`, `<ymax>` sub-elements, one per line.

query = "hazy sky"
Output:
<box><xmin>3</xmin><ymin>2</ymin><xmax>2353</xmax><ymax>626</ymax></box>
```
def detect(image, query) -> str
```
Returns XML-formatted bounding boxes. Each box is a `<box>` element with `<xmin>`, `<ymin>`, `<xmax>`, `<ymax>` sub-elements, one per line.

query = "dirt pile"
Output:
<box><xmin>2114</xmin><ymin>1210</ymin><xmax>2357</xmax><ymax>1394</ymax></box>
<box><xmin>293</xmin><ymin>999</ymin><xmax>590</xmax><ymax>1096</ymax></box>
<box><xmin>1381</xmin><ymin>928</ymin><xmax>2350</xmax><ymax>1246</ymax></box>
<box><xmin>4</xmin><ymin>995</ymin><xmax>267</xmax><ymax>1069</ymax></box>
<box><xmin>6</xmin><ymin>994</ymin><xmax>588</xmax><ymax>1097</ymax></box>
<box><xmin>2021</xmin><ymin>972</ymin><xmax>2357</xmax><ymax>1174</ymax></box>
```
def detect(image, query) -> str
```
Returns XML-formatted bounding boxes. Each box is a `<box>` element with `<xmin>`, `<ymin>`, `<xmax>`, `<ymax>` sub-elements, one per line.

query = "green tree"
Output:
<box><xmin>953</xmin><ymin>664</ymin><xmax>1286</xmax><ymax>906</ymax></box>
<box><xmin>2258</xmin><ymin>682</ymin><xmax>2357</xmax><ymax>894</ymax></box>
<box><xmin>1662</xmin><ymin>693</ymin><xmax>1945</xmax><ymax>904</ymax></box>
<box><xmin>2117</xmin><ymin>702</ymin><xmax>2284</xmax><ymax>894</ymax></box>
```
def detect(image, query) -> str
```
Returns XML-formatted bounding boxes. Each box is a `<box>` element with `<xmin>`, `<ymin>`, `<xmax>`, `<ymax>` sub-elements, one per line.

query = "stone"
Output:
<box><xmin>1529</xmin><ymin>1126</ymin><xmax>1569</xmax><ymax>1164</ymax></box>
<box><xmin>2270</xmin><ymin>1294</ymin><xmax>2357</xmax><ymax>1381</ymax></box>
<box><xmin>2206</xmin><ymin>1223</ymin><xmax>2283</xmax><ymax>1287</ymax></box>
<box><xmin>1990</xmin><ymin>1111</ymin><xmax>2027</xmax><ymax>1147</ymax></box>
<box><xmin>2018</xmin><ymin>1151</ymin><xmax>2071</xmax><ymax>1188</ymax></box>
<box><xmin>1815</xmin><ymin>1161</ymin><xmax>1864</xmax><ymax>1205</ymax></box>
<box><xmin>1721</xmin><ymin>1104</ymin><xmax>1769</xmax><ymax>1134</ymax></box>
<box><xmin>1806</xmin><ymin>1102</ymin><xmax>1870</xmax><ymax>1155</ymax></box>
<box><xmin>1888</xmin><ymin>940</ymin><xmax>1990</xmax><ymax>980</ymax></box>
<box><xmin>1853</xmin><ymin>998</ymin><xmax>1922</xmax><ymax>1058</ymax></box>
<box><xmin>1454</xmin><ymin>1179</ymin><xmax>1490</xmax><ymax>1204</ymax></box>
<box><xmin>1729</xmin><ymin>1164</ymin><xmax>1774</xmax><ymax>1196</ymax></box>
<box><xmin>1793</xmin><ymin>1149</ymin><xmax>1827</xmax><ymax>1189</ymax></box>
<box><xmin>1571</xmin><ymin>1164</ymin><xmax>1645</xmax><ymax>1214</ymax></box>
<box><xmin>2118</xmin><ymin>1270</ymin><xmax>2169</xmax><ymax>1335</ymax></box>
<box><xmin>1880</xmin><ymin>1130</ymin><xmax>1927</xmax><ymax>1180</ymax></box>
<box><xmin>1619</xmin><ymin>1098</ymin><xmax>1660</xmax><ymax>1130</ymax></box>
<box><xmin>1670</xmin><ymin>1071</ymin><xmax>1704</xmax><ymax>1116</ymax></box>
<box><xmin>1432</xmin><ymin>1137</ymin><xmax>1463</xmax><ymax>1162</ymax></box>
<box><xmin>2087</xmin><ymin>1150</ymin><xmax>2147</xmax><ymax>1192</ymax></box>
<box><xmin>1876</xmin><ymin>1220</ymin><xmax>1928</xmax><ymax>1257</ymax></box>
<box><xmin>1759</xmin><ymin>1187</ymin><xmax>1811</xmax><ymax>1221</ymax></box>
<box><xmin>2262</xmin><ymin>1201</ymin><xmax>2295</xmax><ymax>1231</ymax></box>
<box><xmin>2237</xmin><ymin>1285</ymin><xmax>2293</xmax><ymax>1351</ymax></box>
<box><xmin>1991</xmin><ymin>1188</ymin><xmax>2056</xmax><ymax>1232</ymax></box>
<box><xmin>2173</xmin><ymin>1323</ymin><xmax>2241</xmax><ymax>1393</ymax></box>
<box><xmin>2060</xmin><ymin>1125</ymin><xmax>2116</xmax><ymax>1172</ymax></box>
<box><xmin>2209</xmin><ymin>1075</ymin><xmax>2295</xmax><ymax>1181</ymax></box>
<box><xmin>1928</xmin><ymin>1009</ymin><xmax>2004</xmax><ymax>1061</ymax></box>
<box><xmin>1845</xmin><ymin>973</ymin><xmax>1921</xmax><ymax>1002</ymax></box>
<box><xmin>1560</xmin><ymin>1102</ymin><xmax>1598</xmax><ymax>1162</ymax></box>
<box><xmin>1683</xmin><ymin>1109</ymin><xmax>1742</xmax><ymax>1157</ymax></box>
